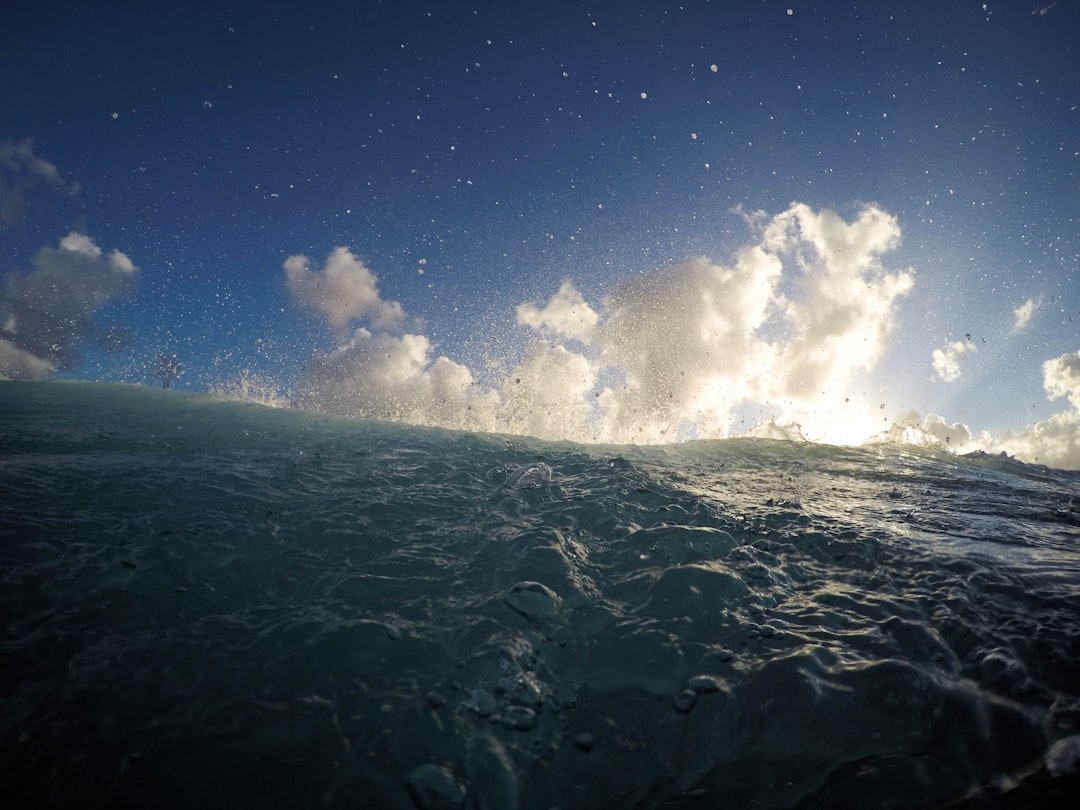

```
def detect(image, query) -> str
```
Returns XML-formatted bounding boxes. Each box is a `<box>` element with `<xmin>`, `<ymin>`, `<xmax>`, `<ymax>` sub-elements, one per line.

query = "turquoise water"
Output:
<box><xmin>2</xmin><ymin>381</ymin><xmax>1079</xmax><ymax>808</ymax></box>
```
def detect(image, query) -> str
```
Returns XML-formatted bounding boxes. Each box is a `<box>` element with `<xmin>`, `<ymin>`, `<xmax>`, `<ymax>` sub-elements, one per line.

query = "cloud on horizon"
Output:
<box><xmin>992</xmin><ymin>349</ymin><xmax>1080</xmax><ymax>469</ymax></box>
<box><xmin>0</xmin><ymin>232</ymin><xmax>137</xmax><ymax>380</ymax></box>
<box><xmin>878</xmin><ymin>411</ymin><xmax>977</xmax><ymax>450</ymax></box>
<box><xmin>287</xmin><ymin>202</ymin><xmax>915</xmax><ymax>445</ymax></box>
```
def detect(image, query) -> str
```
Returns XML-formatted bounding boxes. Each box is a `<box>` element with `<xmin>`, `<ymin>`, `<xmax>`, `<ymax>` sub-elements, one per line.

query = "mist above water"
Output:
<box><xmin>285</xmin><ymin>203</ymin><xmax>915</xmax><ymax>446</ymax></box>
<box><xmin>5</xmin><ymin>195</ymin><xmax>1076</xmax><ymax>467</ymax></box>
<box><xmin>261</xmin><ymin>201</ymin><xmax>1080</xmax><ymax>470</ymax></box>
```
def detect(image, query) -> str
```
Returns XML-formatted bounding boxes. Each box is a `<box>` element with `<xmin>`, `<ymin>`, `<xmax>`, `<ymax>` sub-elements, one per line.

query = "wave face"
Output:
<box><xmin>2</xmin><ymin>381</ymin><xmax>1079</xmax><ymax>809</ymax></box>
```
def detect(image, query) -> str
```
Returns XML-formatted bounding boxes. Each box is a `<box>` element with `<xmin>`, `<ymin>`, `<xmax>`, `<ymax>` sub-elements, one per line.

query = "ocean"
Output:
<box><xmin>2</xmin><ymin>381</ymin><xmax>1078</xmax><ymax>809</ymax></box>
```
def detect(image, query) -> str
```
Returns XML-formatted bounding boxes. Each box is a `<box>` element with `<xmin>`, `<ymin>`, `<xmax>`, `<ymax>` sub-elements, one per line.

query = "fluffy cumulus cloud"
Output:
<box><xmin>492</xmin><ymin>203</ymin><xmax>912</xmax><ymax>443</ymax></box>
<box><xmin>292</xmin><ymin>328</ymin><xmax>498</xmax><ymax>430</ymax></box>
<box><xmin>585</xmin><ymin>248</ymin><xmax>783</xmax><ymax>441</ymax></box>
<box><xmin>284</xmin><ymin>247</ymin><xmax>404</xmax><ymax>333</ymax></box>
<box><xmin>0</xmin><ymin>138</ymin><xmax>80</xmax><ymax>228</ymax></box>
<box><xmin>287</xmin><ymin>202</ymin><xmax>917</xmax><ymax>445</ymax></box>
<box><xmin>868</xmin><ymin>351</ymin><xmax>1080</xmax><ymax>470</ymax></box>
<box><xmin>997</xmin><ymin>410</ymin><xmax>1080</xmax><ymax>470</ymax></box>
<box><xmin>1042</xmin><ymin>350</ymin><xmax>1080</xmax><ymax>410</ymax></box>
<box><xmin>0</xmin><ymin>232</ymin><xmax>137</xmax><ymax>379</ymax></box>
<box><xmin>932</xmin><ymin>339</ymin><xmax>977</xmax><ymax>383</ymax></box>
<box><xmin>762</xmin><ymin>203</ymin><xmax>912</xmax><ymax>400</ymax></box>
<box><xmin>515</xmin><ymin>279</ymin><xmax>599</xmax><ymax>344</ymax></box>
<box><xmin>980</xmin><ymin>350</ymin><xmax>1080</xmax><ymax>470</ymax></box>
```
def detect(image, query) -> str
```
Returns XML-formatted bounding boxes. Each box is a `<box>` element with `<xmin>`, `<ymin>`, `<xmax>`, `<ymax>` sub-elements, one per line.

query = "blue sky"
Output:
<box><xmin>1</xmin><ymin>1</ymin><xmax>1078</xmax><ymax>465</ymax></box>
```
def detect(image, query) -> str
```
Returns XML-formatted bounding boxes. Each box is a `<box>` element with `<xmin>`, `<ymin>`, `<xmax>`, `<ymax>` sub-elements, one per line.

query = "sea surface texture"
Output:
<box><xmin>2</xmin><ymin>381</ymin><xmax>1079</xmax><ymax>809</ymax></box>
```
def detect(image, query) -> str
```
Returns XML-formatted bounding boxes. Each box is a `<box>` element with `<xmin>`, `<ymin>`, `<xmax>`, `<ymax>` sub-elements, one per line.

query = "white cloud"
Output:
<box><xmin>932</xmin><ymin>339</ymin><xmax>976</xmax><ymax>382</ymax></box>
<box><xmin>1011</xmin><ymin>297</ymin><xmax>1038</xmax><ymax>334</ymax></box>
<box><xmin>284</xmin><ymin>202</ymin><xmax>917</xmax><ymax>447</ymax></box>
<box><xmin>590</xmin><ymin>248</ymin><xmax>783</xmax><ymax>442</ymax></box>
<box><xmin>921</xmin><ymin>412</ymin><xmax>974</xmax><ymax>447</ymax></box>
<box><xmin>540</xmin><ymin>202</ymin><xmax>914</xmax><ymax>443</ymax></box>
<box><xmin>1042</xmin><ymin>349</ymin><xmax>1080</xmax><ymax>410</ymax></box>
<box><xmin>976</xmin><ymin>349</ymin><xmax>1080</xmax><ymax>470</ymax></box>
<box><xmin>994</xmin><ymin>410</ymin><xmax>1080</xmax><ymax>470</ymax></box>
<box><xmin>871</xmin><ymin>351</ymin><xmax>1080</xmax><ymax>470</ymax></box>
<box><xmin>293</xmin><ymin>327</ymin><xmax>499</xmax><ymax>431</ymax></box>
<box><xmin>0</xmin><ymin>138</ymin><xmax>80</xmax><ymax>228</ymax></box>
<box><xmin>0</xmin><ymin>232</ymin><xmax>137</xmax><ymax>379</ymax></box>
<box><xmin>284</xmin><ymin>247</ymin><xmax>404</xmax><ymax>333</ymax></box>
<box><xmin>761</xmin><ymin>203</ymin><xmax>913</xmax><ymax>404</ymax></box>
<box><xmin>515</xmin><ymin>279</ymin><xmax>599</xmax><ymax>344</ymax></box>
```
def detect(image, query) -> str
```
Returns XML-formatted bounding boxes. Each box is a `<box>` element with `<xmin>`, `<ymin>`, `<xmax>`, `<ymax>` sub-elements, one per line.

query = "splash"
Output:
<box><xmin>198</xmin><ymin>201</ymin><xmax>1080</xmax><ymax>465</ymax></box>
<box><xmin>210</xmin><ymin>368</ymin><xmax>291</xmax><ymax>409</ymax></box>
<box><xmin>272</xmin><ymin>203</ymin><xmax>916</xmax><ymax>446</ymax></box>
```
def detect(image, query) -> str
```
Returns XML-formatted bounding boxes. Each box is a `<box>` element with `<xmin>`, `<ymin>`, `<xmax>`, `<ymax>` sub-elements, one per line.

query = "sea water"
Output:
<box><xmin>2</xmin><ymin>381</ymin><xmax>1078</xmax><ymax>809</ymax></box>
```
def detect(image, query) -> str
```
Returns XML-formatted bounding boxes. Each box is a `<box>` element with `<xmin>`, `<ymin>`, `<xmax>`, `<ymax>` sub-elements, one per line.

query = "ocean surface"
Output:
<box><xmin>2</xmin><ymin>381</ymin><xmax>1079</xmax><ymax>809</ymax></box>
